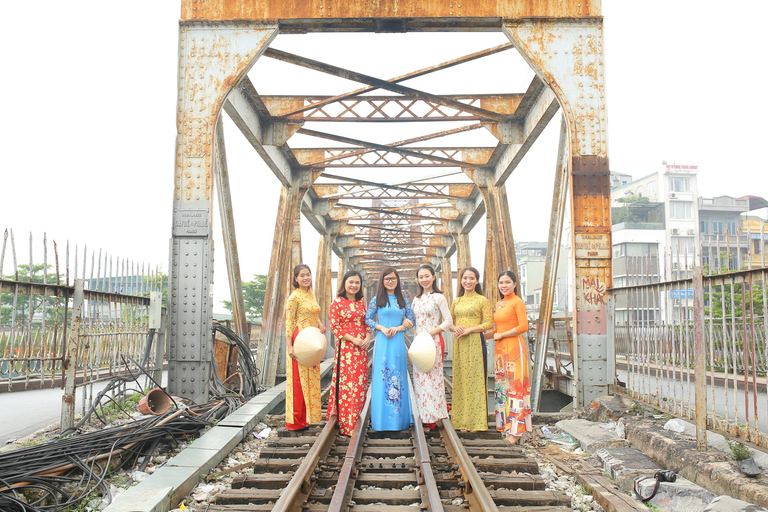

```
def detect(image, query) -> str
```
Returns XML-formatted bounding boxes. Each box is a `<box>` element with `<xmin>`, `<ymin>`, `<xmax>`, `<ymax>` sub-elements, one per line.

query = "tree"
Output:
<box><xmin>221</xmin><ymin>274</ymin><xmax>267</xmax><ymax>321</ymax></box>
<box><xmin>704</xmin><ymin>257</ymin><xmax>764</xmax><ymax>320</ymax></box>
<box><xmin>1</xmin><ymin>264</ymin><xmax>68</xmax><ymax>325</ymax></box>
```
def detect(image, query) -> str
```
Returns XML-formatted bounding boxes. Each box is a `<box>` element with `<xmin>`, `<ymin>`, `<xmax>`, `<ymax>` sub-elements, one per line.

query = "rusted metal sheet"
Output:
<box><xmin>181</xmin><ymin>0</ymin><xmax>601</xmax><ymax>23</ymax></box>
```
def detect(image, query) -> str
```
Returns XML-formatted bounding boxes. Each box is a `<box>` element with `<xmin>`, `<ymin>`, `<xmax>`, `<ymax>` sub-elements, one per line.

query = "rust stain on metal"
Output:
<box><xmin>181</xmin><ymin>0</ymin><xmax>601</xmax><ymax>22</ymax></box>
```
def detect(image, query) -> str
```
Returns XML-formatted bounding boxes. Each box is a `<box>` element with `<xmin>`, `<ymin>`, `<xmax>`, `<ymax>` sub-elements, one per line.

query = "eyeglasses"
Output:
<box><xmin>383</xmin><ymin>277</ymin><xmax>398</xmax><ymax>282</ymax></box>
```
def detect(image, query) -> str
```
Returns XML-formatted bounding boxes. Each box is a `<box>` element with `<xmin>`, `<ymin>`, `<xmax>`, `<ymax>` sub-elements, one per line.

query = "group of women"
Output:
<box><xmin>284</xmin><ymin>263</ymin><xmax>531</xmax><ymax>444</ymax></box>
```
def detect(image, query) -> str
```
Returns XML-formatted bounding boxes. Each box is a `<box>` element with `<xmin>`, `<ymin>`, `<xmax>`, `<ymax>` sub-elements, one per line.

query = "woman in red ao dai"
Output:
<box><xmin>328</xmin><ymin>270</ymin><xmax>371</xmax><ymax>435</ymax></box>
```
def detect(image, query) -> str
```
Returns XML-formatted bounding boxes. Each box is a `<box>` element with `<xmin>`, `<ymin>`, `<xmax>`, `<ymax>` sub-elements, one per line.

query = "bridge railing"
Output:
<box><xmin>610</xmin><ymin>247</ymin><xmax>767</xmax><ymax>448</ymax></box>
<box><xmin>0</xmin><ymin>229</ymin><xmax>165</xmax><ymax>425</ymax></box>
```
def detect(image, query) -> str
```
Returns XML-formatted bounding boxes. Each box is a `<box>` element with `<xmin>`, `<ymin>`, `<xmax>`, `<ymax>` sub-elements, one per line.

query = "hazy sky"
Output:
<box><xmin>1</xmin><ymin>1</ymin><xmax>766</xmax><ymax>313</ymax></box>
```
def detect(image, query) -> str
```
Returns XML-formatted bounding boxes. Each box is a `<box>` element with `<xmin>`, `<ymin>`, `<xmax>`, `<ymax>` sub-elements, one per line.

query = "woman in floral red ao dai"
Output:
<box><xmin>328</xmin><ymin>270</ymin><xmax>371</xmax><ymax>435</ymax></box>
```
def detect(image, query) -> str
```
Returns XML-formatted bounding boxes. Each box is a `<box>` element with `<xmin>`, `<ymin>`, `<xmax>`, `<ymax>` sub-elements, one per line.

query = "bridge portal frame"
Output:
<box><xmin>169</xmin><ymin>0</ymin><xmax>611</xmax><ymax>408</ymax></box>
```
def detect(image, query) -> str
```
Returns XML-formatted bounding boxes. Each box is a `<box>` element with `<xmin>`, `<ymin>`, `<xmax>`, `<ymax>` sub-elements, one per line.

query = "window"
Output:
<box><xmin>670</xmin><ymin>177</ymin><xmax>691</xmax><ymax>192</ymax></box>
<box><xmin>726</xmin><ymin>219</ymin><xmax>737</xmax><ymax>235</ymax></box>
<box><xmin>700</xmin><ymin>219</ymin><xmax>708</xmax><ymax>234</ymax></box>
<box><xmin>670</xmin><ymin>201</ymin><xmax>693</xmax><ymax>219</ymax></box>
<box><xmin>672</xmin><ymin>236</ymin><xmax>695</xmax><ymax>254</ymax></box>
<box><xmin>648</xmin><ymin>182</ymin><xmax>656</xmax><ymax>196</ymax></box>
<box><xmin>636</xmin><ymin>187</ymin><xmax>643</xmax><ymax>198</ymax></box>
<box><xmin>702</xmin><ymin>254</ymin><xmax>710</xmax><ymax>266</ymax></box>
<box><xmin>712</xmin><ymin>218</ymin><xmax>724</xmax><ymax>234</ymax></box>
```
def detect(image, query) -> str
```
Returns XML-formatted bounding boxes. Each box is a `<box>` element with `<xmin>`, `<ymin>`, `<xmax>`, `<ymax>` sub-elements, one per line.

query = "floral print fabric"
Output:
<box><xmin>411</xmin><ymin>292</ymin><xmax>452</xmax><ymax>424</ymax></box>
<box><xmin>450</xmin><ymin>291</ymin><xmax>493</xmax><ymax>432</ymax></box>
<box><xmin>365</xmin><ymin>294</ymin><xmax>415</xmax><ymax>431</ymax></box>
<box><xmin>284</xmin><ymin>288</ymin><xmax>323</xmax><ymax>429</ymax></box>
<box><xmin>327</xmin><ymin>297</ymin><xmax>369</xmax><ymax>435</ymax></box>
<box><xmin>492</xmin><ymin>292</ymin><xmax>531</xmax><ymax>438</ymax></box>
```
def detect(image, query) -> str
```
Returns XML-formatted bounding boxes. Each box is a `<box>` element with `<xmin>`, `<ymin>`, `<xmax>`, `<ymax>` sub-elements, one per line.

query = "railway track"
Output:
<box><xmin>209</xmin><ymin>372</ymin><xmax>571</xmax><ymax>512</ymax></box>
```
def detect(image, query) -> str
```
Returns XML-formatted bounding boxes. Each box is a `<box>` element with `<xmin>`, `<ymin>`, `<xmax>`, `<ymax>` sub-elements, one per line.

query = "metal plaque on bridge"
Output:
<box><xmin>574</xmin><ymin>233</ymin><xmax>611</xmax><ymax>259</ymax></box>
<box><xmin>173</xmin><ymin>209</ymin><xmax>210</xmax><ymax>237</ymax></box>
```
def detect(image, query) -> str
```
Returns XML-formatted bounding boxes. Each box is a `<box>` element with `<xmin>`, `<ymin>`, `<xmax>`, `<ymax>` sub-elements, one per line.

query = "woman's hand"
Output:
<box><xmin>287</xmin><ymin>345</ymin><xmax>297</xmax><ymax>360</ymax></box>
<box><xmin>403</xmin><ymin>318</ymin><xmax>413</xmax><ymax>329</ymax></box>
<box><xmin>358</xmin><ymin>335</ymin><xmax>371</xmax><ymax>349</ymax></box>
<box><xmin>384</xmin><ymin>326</ymin><xmax>398</xmax><ymax>338</ymax></box>
<box><xmin>453</xmin><ymin>326</ymin><xmax>466</xmax><ymax>338</ymax></box>
<box><xmin>493</xmin><ymin>332</ymin><xmax>504</xmax><ymax>341</ymax></box>
<box><xmin>318</xmin><ymin>323</ymin><xmax>327</xmax><ymax>334</ymax></box>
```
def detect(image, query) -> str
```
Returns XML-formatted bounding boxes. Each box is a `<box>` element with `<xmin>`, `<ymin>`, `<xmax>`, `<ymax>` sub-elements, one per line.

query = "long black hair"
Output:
<box><xmin>415</xmin><ymin>264</ymin><xmax>442</xmax><ymax>298</ymax></box>
<box><xmin>375</xmin><ymin>266</ymin><xmax>406</xmax><ymax>309</ymax></box>
<box><xmin>292</xmin><ymin>263</ymin><xmax>312</xmax><ymax>291</ymax></box>
<box><xmin>457</xmin><ymin>266</ymin><xmax>483</xmax><ymax>297</ymax></box>
<box><xmin>497</xmin><ymin>270</ymin><xmax>518</xmax><ymax>300</ymax></box>
<box><xmin>337</xmin><ymin>270</ymin><xmax>364</xmax><ymax>301</ymax></box>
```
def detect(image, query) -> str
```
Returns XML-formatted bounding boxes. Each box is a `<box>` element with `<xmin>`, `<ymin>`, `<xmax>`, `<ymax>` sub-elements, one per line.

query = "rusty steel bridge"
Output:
<box><xmin>168</xmin><ymin>0</ymin><xmax>611</xmax><ymax>411</ymax></box>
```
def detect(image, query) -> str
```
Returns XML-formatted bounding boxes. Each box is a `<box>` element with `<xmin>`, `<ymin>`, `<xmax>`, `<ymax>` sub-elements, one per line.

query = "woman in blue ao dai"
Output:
<box><xmin>365</xmin><ymin>266</ymin><xmax>415</xmax><ymax>431</ymax></box>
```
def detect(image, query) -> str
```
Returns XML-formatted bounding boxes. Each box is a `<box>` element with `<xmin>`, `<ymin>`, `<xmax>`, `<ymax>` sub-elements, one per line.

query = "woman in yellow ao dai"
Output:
<box><xmin>285</xmin><ymin>264</ymin><xmax>326</xmax><ymax>430</ymax></box>
<box><xmin>449</xmin><ymin>267</ymin><xmax>493</xmax><ymax>432</ymax></box>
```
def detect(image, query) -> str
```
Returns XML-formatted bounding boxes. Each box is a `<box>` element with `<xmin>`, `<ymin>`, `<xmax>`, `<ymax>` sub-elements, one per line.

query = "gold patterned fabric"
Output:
<box><xmin>450</xmin><ymin>291</ymin><xmax>493</xmax><ymax>431</ymax></box>
<box><xmin>285</xmin><ymin>288</ymin><xmax>323</xmax><ymax>428</ymax></box>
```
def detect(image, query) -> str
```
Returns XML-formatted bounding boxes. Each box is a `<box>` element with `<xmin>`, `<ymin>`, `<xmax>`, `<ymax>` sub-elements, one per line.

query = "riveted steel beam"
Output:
<box><xmin>224</xmin><ymin>78</ymin><xmax>298</xmax><ymax>188</ymax></box>
<box><xmin>171</xmin><ymin>22</ymin><xmax>278</xmax><ymax>403</ymax></box>
<box><xmin>505</xmin><ymin>18</ymin><xmax>610</xmax><ymax>407</ymax></box>
<box><xmin>264</xmin><ymin>48</ymin><xmax>511</xmax><ymax>122</ymax></box>
<box><xmin>272</xmin><ymin>43</ymin><xmax>514</xmax><ymax>118</ymax></box>
<box><xmin>181</xmin><ymin>1</ymin><xmax>602</xmax><ymax>25</ymax></box>
<box><xmin>490</xmin><ymin>79</ymin><xmax>560</xmax><ymax>186</ymax></box>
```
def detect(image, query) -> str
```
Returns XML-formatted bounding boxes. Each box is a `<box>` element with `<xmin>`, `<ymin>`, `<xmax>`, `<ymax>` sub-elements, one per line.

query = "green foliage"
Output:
<box><xmin>617</xmin><ymin>196</ymin><xmax>651</xmax><ymax>204</ymax></box>
<box><xmin>1</xmin><ymin>264</ymin><xmax>68</xmax><ymax>325</ymax></box>
<box><xmin>726</xmin><ymin>438</ymin><xmax>752</xmax><ymax>461</ymax></box>
<box><xmin>222</xmin><ymin>274</ymin><xmax>267</xmax><ymax>321</ymax></box>
<box><xmin>704</xmin><ymin>256</ymin><xmax>764</xmax><ymax>319</ymax></box>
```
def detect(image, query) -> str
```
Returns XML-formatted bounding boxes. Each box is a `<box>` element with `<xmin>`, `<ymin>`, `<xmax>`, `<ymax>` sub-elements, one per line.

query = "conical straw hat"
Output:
<box><xmin>408</xmin><ymin>332</ymin><xmax>437</xmax><ymax>373</ymax></box>
<box><xmin>294</xmin><ymin>326</ymin><xmax>327</xmax><ymax>367</ymax></box>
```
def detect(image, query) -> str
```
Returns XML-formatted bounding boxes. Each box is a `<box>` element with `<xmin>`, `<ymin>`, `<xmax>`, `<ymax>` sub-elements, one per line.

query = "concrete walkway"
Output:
<box><xmin>0</xmin><ymin>373</ymin><xmax>167</xmax><ymax>444</ymax></box>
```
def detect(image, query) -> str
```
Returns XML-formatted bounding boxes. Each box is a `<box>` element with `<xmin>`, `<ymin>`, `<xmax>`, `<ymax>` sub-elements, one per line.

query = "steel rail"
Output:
<box><xmin>408</xmin><ymin>373</ymin><xmax>445</xmax><ymax>512</ymax></box>
<box><xmin>327</xmin><ymin>390</ymin><xmax>372</xmax><ymax>512</ymax></box>
<box><xmin>271</xmin><ymin>416</ymin><xmax>339</xmax><ymax>512</ymax></box>
<box><xmin>438</xmin><ymin>378</ymin><xmax>499</xmax><ymax>512</ymax></box>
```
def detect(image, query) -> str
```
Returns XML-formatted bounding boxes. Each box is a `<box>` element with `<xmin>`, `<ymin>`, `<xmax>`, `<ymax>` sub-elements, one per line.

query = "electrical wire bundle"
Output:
<box><xmin>0</xmin><ymin>401</ymin><xmax>230</xmax><ymax>512</ymax></box>
<box><xmin>211</xmin><ymin>322</ymin><xmax>265</xmax><ymax>398</ymax></box>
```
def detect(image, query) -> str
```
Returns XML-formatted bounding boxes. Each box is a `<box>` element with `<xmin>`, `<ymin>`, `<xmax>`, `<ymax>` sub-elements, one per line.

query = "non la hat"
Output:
<box><xmin>294</xmin><ymin>326</ymin><xmax>327</xmax><ymax>367</ymax></box>
<box><xmin>408</xmin><ymin>331</ymin><xmax>437</xmax><ymax>372</ymax></box>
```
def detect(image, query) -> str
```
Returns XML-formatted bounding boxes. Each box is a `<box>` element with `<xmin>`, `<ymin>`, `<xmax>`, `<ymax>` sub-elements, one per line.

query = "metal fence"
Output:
<box><xmin>0</xmin><ymin>230</ymin><xmax>165</xmax><ymax>412</ymax></box>
<box><xmin>611</xmin><ymin>228</ymin><xmax>768</xmax><ymax>448</ymax></box>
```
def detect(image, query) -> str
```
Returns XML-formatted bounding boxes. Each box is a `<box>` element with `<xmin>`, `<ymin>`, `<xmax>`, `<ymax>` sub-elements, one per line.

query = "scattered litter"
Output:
<box><xmin>663</xmin><ymin>418</ymin><xmax>685</xmax><ymax>433</ymax></box>
<box><xmin>254</xmin><ymin>427</ymin><xmax>272</xmax><ymax>439</ymax></box>
<box><xmin>541</xmin><ymin>426</ymin><xmax>553</xmax><ymax>437</ymax></box>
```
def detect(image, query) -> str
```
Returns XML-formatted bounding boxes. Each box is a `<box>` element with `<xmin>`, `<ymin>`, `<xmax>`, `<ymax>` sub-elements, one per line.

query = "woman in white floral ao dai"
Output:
<box><xmin>410</xmin><ymin>264</ymin><xmax>453</xmax><ymax>432</ymax></box>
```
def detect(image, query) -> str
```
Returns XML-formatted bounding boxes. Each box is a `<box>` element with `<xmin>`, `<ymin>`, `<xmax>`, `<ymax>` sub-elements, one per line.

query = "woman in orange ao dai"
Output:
<box><xmin>487</xmin><ymin>270</ymin><xmax>530</xmax><ymax>444</ymax></box>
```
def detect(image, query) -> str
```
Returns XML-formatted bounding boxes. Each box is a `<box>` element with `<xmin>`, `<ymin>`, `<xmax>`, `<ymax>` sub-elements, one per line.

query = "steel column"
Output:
<box><xmin>505</xmin><ymin>18</ymin><xmax>610</xmax><ymax>406</ymax></box>
<box><xmin>316</xmin><ymin>233</ymin><xmax>334</xmax><ymax>356</ymax></box>
<box><xmin>531</xmin><ymin>118</ymin><xmax>569</xmax><ymax>411</ymax></box>
<box><xmin>441</xmin><ymin>256</ymin><xmax>453</xmax><ymax>304</ymax></box>
<box><xmin>455</xmin><ymin>233</ymin><xmax>472</xmax><ymax>272</ymax></box>
<box><xmin>170</xmin><ymin>23</ymin><xmax>277</xmax><ymax>402</ymax></box>
<box><xmin>214</xmin><ymin>118</ymin><xmax>248</xmax><ymax>342</ymax></box>
<box><xmin>259</xmin><ymin>185</ymin><xmax>303</xmax><ymax>387</ymax></box>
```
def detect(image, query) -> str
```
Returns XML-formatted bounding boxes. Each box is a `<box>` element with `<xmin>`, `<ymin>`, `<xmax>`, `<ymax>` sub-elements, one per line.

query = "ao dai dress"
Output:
<box><xmin>365</xmin><ymin>295</ymin><xmax>415</xmax><ymax>431</ymax></box>
<box><xmin>411</xmin><ymin>292</ymin><xmax>452</xmax><ymax>424</ymax></box>
<box><xmin>284</xmin><ymin>288</ymin><xmax>323</xmax><ymax>430</ymax></box>
<box><xmin>492</xmin><ymin>292</ymin><xmax>531</xmax><ymax>438</ymax></box>
<box><xmin>328</xmin><ymin>297</ymin><xmax>369</xmax><ymax>435</ymax></box>
<box><xmin>450</xmin><ymin>291</ymin><xmax>493</xmax><ymax>431</ymax></box>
